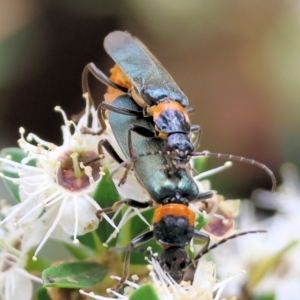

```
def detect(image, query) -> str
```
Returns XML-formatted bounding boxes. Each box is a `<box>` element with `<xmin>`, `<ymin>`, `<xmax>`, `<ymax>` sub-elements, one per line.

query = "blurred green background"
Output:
<box><xmin>1</xmin><ymin>0</ymin><xmax>299</xmax><ymax>198</ymax></box>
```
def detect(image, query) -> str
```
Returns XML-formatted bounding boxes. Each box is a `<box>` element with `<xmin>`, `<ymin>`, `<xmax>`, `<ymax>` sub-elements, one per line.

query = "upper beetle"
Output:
<box><xmin>82</xmin><ymin>31</ymin><xmax>200</xmax><ymax>171</ymax></box>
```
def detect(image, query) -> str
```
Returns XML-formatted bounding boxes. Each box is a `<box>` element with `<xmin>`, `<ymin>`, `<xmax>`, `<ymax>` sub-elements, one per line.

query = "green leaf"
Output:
<box><xmin>92</xmin><ymin>168</ymin><xmax>121</xmax><ymax>246</ymax></box>
<box><xmin>129</xmin><ymin>209</ymin><xmax>153</xmax><ymax>241</ymax></box>
<box><xmin>25</xmin><ymin>249</ymin><xmax>51</xmax><ymax>271</ymax></box>
<box><xmin>42</xmin><ymin>261</ymin><xmax>108</xmax><ymax>288</ymax></box>
<box><xmin>77</xmin><ymin>229</ymin><xmax>98</xmax><ymax>252</ymax></box>
<box><xmin>113</xmin><ymin>207</ymin><xmax>153</xmax><ymax>245</ymax></box>
<box><xmin>193</xmin><ymin>157</ymin><xmax>207</xmax><ymax>173</ymax></box>
<box><xmin>129</xmin><ymin>284</ymin><xmax>159</xmax><ymax>300</ymax></box>
<box><xmin>129</xmin><ymin>239</ymin><xmax>160</xmax><ymax>265</ymax></box>
<box><xmin>0</xmin><ymin>147</ymin><xmax>27</xmax><ymax>202</ymax></box>
<box><xmin>36</xmin><ymin>288</ymin><xmax>51</xmax><ymax>300</ymax></box>
<box><xmin>78</xmin><ymin>168</ymin><xmax>121</xmax><ymax>250</ymax></box>
<box><xmin>0</xmin><ymin>147</ymin><xmax>26</xmax><ymax>162</ymax></box>
<box><xmin>64</xmin><ymin>242</ymin><xmax>96</xmax><ymax>260</ymax></box>
<box><xmin>254</xmin><ymin>294</ymin><xmax>275</xmax><ymax>300</ymax></box>
<box><xmin>93</xmin><ymin>168</ymin><xmax>120</xmax><ymax>206</ymax></box>
<box><xmin>116</xmin><ymin>208</ymin><xmax>160</xmax><ymax>265</ymax></box>
<box><xmin>195</xmin><ymin>214</ymin><xmax>207</xmax><ymax>230</ymax></box>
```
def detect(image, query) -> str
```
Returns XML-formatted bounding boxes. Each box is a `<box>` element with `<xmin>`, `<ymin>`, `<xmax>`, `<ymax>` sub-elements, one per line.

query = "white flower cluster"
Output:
<box><xmin>210</xmin><ymin>163</ymin><xmax>300</xmax><ymax>300</ymax></box>
<box><xmin>0</xmin><ymin>97</ymin><xmax>149</xmax><ymax>299</ymax></box>
<box><xmin>0</xmin><ymin>223</ymin><xmax>42</xmax><ymax>300</ymax></box>
<box><xmin>80</xmin><ymin>256</ymin><xmax>243</xmax><ymax>300</ymax></box>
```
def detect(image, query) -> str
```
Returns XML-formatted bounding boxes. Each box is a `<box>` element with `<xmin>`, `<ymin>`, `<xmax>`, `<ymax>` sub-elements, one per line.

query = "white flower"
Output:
<box><xmin>79</xmin><ymin>253</ymin><xmax>242</xmax><ymax>300</ymax></box>
<box><xmin>210</xmin><ymin>163</ymin><xmax>300</xmax><ymax>299</ymax></box>
<box><xmin>0</xmin><ymin>224</ymin><xmax>42</xmax><ymax>300</ymax></box>
<box><xmin>145</xmin><ymin>257</ymin><xmax>241</xmax><ymax>300</ymax></box>
<box><xmin>0</xmin><ymin>97</ymin><xmax>148</xmax><ymax>259</ymax></box>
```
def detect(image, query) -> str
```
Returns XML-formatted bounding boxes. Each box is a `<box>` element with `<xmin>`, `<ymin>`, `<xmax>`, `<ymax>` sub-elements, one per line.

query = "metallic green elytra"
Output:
<box><xmin>104</xmin><ymin>31</ymin><xmax>189</xmax><ymax>107</ymax></box>
<box><xmin>108</xmin><ymin>94</ymin><xmax>199</xmax><ymax>203</ymax></box>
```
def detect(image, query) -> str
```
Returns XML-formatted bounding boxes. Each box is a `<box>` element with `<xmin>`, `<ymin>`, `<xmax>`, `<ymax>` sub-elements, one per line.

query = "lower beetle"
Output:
<box><xmin>92</xmin><ymin>93</ymin><xmax>213</xmax><ymax>290</ymax></box>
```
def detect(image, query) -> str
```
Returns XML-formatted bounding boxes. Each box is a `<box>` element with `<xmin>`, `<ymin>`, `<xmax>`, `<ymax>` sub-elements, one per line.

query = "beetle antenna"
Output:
<box><xmin>84</xmin><ymin>148</ymin><xmax>276</xmax><ymax>192</ymax></box>
<box><xmin>112</xmin><ymin>150</ymin><xmax>276</xmax><ymax>192</ymax></box>
<box><xmin>190</xmin><ymin>230</ymin><xmax>267</xmax><ymax>267</ymax></box>
<box><xmin>192</xmin><ymin>151</ymin><xmax>276</xmax><ymax>192</ymax></box>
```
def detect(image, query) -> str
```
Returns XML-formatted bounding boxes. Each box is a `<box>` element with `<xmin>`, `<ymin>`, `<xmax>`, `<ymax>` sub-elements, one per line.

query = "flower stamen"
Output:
<box><xmin>70</xmin><ymin>152</ymin><xmax>82</xmax><ymax>179</ymax></box>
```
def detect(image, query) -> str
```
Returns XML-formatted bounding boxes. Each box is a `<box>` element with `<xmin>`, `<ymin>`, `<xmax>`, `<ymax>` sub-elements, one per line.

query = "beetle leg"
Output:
<box><xmin>110</xmin><ymin>231</ymin><xmax>154</xmax><ymax>293</ymax></box>
<box><xmin>190</xmin><ymin>230</ymin><xmax>210</xmax><ymax>267</ymax></box>
<box><xmin>82</xmin><ymin>63</ymin><xmax>95</xmax><ymax>106</ymax></box>
<box><xmin>82</xmin><ymin>138</ymin><xmax>125</xmax><ymax>176</ymax></box>
<box><xmin>128</xmin><ymin>124</ymin><xmax>156</xmax><ymax>138</ymax></box>
<box><xmin>190</xmin><ymin>125</ymin><xmax>201</xmax><ymax>150</ymax></box>
<box><xmin>195</xmin><ymin>191</ymin><xmax>213</xmax><ymax>201</ymax></box>
<box><xmin>190</xmin><ymin>125</ymin><xmax>200</xmax><ymax>132</ymax></box>
<box><xmin>117</xmin><ymin>122</ymin><xmax>153</xmax><ymax>186</ymax></box>
<box><xmin>117</xmin><ymin>124</ymin><xmax>138</xmax><ymax>186</ymax></box>
<box><xmin>96</xmin><ymin>198</ymin><xmax>152</xmax><ymax>219</ymax></box>
<box><xmin>185</xmin><ymin>107</ymin><xmax>195</xmax><ymax>114</ymax></box>
<box><xmin>81</xmin><ymin>105</ymin><xmax>107</xmax><ymax>135</ymax></box>
<box><xmin>123</xmin><ymin>199</ymin><xmax>153</xmax><ymax>208</ymax></box>
<box><xmin>81</xmin><ymin>65</ymin><xmax>108</xmax><ymax>135</ymax></box>
<box><xmin>99</xmin><ymin>139</ymin><xmax>124</xmax><ymax>165</ymax></box>
<box><xmin>101</xmin><ymin>101</ymin><xmax>144</xmax><ymax>117</ymax></box>
<box><xmin>83</xmin><ymin>62</ymin><xmax>128</xmax><ymax>93</ymax></box>
<box><xmin>192</xmin><ymin>191</ymin><xmax>213</xmax><ymax>209</ymax></box>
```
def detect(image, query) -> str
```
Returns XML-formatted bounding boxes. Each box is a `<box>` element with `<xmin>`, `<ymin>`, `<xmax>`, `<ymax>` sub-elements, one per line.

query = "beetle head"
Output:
<box><xmin>166</xmin><ymin>133</ymin><xmax>193</xmax><ymax>164</ymax></box>
<box><xmin>159</xmin><ymin>247</ymin><xmax>190</xmax><ymax>282</ymax></box>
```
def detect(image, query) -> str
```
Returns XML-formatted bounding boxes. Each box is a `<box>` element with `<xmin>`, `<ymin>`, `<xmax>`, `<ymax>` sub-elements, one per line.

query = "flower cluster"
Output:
<box><xmin>209</xmin><ymin>163</ymin><xmax>300</xmax><ymax>299</ymax></box>
<box><xmin>0</xmin><ymin>222</ymin><xmax>42</xmax><ymax>300</ymax></box>
<box><xmin>80</xmin><ymin>258</ymin><xmax>243</xmax><ymax>300</ymax></box>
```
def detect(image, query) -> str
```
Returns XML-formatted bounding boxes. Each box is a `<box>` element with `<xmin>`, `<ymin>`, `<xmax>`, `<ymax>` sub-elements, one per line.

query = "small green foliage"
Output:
<box><xmin>91</xmin><ymin>168</ymin><xmax>121</xmax><ymax>246</ymax></box>
<box><xmin>254</xmin><ymin>294</ymin><xmax>275</xmax><ymax>300</ymax></box>
<box><xmin>26</xmin><ymin>250</ymin><xmax>51</xmax><ymax>272</ymax></box>
<box><xmin>0</xmin><ymin>147</ymin><xmax>28</xmax><ymax>202</ymax></box>
<box><xmin>77</xmin><ymin>229</ymin><xmax>99</xmax><ymax>252</ymax></box>
<box><xmin>63</xmin><ymin>242</ymin><xmax>96</xmax><ymax>260</ymax></box>
<box><xmin>42</xmin><ymin>261</ymin><xmax>108</xmax><ymax>288</ymax></box>
<box><xmin>129</xmin><ymin>240</ymin><xmax>160</xmax><ymax>265</ymax></box>
<box><xmin>195</xmin><ymin>214</ymin><xmax>207</xmax><ymax>230</ymax></box>
<box><xmin>78</xmin><ymin>168</ymin><xmax>122</xmax><ymax>251</ymax></box>
<box><xmin>0</xmin><ymin>147</ymin><xmax>26</xmax><ymax>163</ymax></box>
<box><xmin>126</xmin><ymin>209</ymin><xmax>160</xmax><ymax>265</ymax></box>
<box><xmin>128</xmin><ymin>209</ymin><xmax>153</xmax><ymax>239</ymax></box>
<box><xmin>129</xmin><ymin>284</ymin><xmax>159</xmax><ymax>300</ymax></box>
<box><xmin>36</xmin><ymin>288</ymin><xmax>51</xmax><ymax>300</ymax></box>
<box><xmin>193</xmin><ymin>157</ymin><xmax>207</xmax><ymax>173</ymax></box>
<box><xmin>93</xmin><ymin>168</ymin><xmax>120</xmax><ymax>207</ymax></box>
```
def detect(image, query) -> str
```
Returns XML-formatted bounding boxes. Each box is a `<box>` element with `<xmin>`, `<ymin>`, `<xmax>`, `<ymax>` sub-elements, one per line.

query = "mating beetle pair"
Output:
<box><xmin>83</xmin><ymin>31</ymin><xmax>276</xmax><ymax>189</ymax></box>
<box><xmin>98</xmin><ymin>94</ymin><xmax>213</xmax><ymax>289</ymax></box>
<box><xmin>81</xmin><ymin>31</ymin><xmax>275</xmax><ymax>291</ymax></box>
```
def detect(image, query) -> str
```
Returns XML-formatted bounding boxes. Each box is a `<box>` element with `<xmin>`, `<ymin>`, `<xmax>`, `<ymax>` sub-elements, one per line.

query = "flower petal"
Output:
<box><xmin>59</xmin><ymin>196</ymin><xmax>99</xmax><ymax>236</ymax></box>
